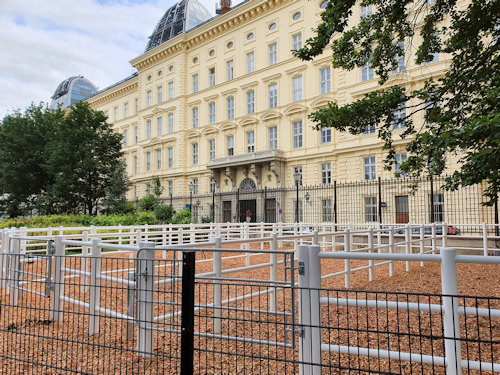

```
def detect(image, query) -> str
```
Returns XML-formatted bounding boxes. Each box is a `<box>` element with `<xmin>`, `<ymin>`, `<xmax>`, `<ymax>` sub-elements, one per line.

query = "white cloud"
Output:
<box><xmin>0</xmin><ymin>0</ymin><xmax>241</xmax><ymax>119</ymax></box>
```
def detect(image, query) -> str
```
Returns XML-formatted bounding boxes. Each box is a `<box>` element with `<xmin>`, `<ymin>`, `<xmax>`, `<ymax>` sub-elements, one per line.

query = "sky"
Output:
<box><xmin>0</xmin><ymin>0</ymin><xmax>243</xmax><ymax>119</ymax></box>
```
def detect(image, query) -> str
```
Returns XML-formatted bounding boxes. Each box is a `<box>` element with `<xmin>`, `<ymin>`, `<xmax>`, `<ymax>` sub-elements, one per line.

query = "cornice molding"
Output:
<box><xmin>129</xmin><ymin>0</ymin><xmax>294</xmax><ymax>72</ymax></box>
<box><xmin>89</xmin><ymin>81</ymin><xmax>138</xmax><ymax>107</ymax></box>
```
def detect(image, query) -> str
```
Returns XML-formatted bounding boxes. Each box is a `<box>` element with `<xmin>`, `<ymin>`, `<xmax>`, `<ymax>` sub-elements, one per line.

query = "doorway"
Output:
<box><xmin>395</xmin><ymin>195</ymin><xmax>409</xmax><ymax>223</ymax></box>
<box><xmin>265</xmin><ymin>198</ymin><xmax>277</xmax><ymax>223</ymax></box>
<box><xmin>239</xmin><ymin>199</ymin><xmax>257</xmax><ymax>223</ymax></box>
<box><xmin>223</xmin><ymin>201</ymin><xmax>232</xmax><ymax>223</ymax></box>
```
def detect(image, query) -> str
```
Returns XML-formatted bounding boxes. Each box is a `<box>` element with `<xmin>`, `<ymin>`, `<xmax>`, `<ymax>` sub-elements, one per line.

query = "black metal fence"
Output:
<box><xmin>160</xmin><ymin>176</ymin><xmax>499</xmax><ymax>231</ymax></box>
<box><xmin>1</xmin><ymin>251</ymin><xmax>499</xmax><ymax>374</ymax></box>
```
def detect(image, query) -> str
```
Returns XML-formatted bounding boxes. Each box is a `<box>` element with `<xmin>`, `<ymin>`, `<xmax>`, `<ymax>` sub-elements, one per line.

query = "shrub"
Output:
<box><xmin>171</xmin><ymin>208</ymin><xmax>191</xmax><ymax>224</ymax></box>
<box><xmin>137</xmin><ymin>195</ymin><xmax>158</xmax><ymax>212</ymax></box>
<box><xmin>201</xmin><ymin>216</ymin><xmax>212</xmax><ymax>223</ymax></box>
<box><xmin>154</xmin><ymin>205</ymin><xmax>173</xmax><ymax>223</ymax></box>
<box><xmin>135</xmin><ymin>211</ymin><xmax>157</xmax><ymax>225</ymax></box>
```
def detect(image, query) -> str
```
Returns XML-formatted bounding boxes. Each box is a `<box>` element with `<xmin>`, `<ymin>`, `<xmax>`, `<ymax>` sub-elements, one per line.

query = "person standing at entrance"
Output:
<box><xmin>246</xmin><ymin>209</ymin><xmax>251</xmax><ymax>222</ymax></box>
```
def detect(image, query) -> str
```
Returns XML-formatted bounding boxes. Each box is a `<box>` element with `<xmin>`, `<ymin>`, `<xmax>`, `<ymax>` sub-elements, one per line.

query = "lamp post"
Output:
<box><xmin>188</xmin><ymin>182</ymin><xmax>194</xmax><ymax>222</ymax></box>
<box><xmin>294</xmin><ymin>171</ymin><xmax>301</xmax><ymax>223</ymax></box>
<box><xmin>212</xmin><ymin>184</ymin><xmax>216</xmax><ymax>223</ymax></box>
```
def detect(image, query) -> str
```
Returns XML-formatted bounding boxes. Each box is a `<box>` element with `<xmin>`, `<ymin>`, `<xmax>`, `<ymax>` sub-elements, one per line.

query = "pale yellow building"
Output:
<box><xmin>86</xmin><ymin>0</ymin><xmax>486</xmax><ymax>224</ymax></box>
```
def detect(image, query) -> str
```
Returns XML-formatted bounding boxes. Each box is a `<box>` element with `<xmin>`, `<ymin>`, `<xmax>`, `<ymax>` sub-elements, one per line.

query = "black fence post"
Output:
<box><xmin>495</xmin><ymin>197</ymin><xmax>499</xmax><ymax>237</ymax></box>
<box><xmin>378</xmin><ymin>177</ymin><xmax>382</xmax><ymax>224</ymax></box>
<box><xmin>181</xmin><ymin>251</ymin><xmax>196</xmax><ymax>375</ymax></box>
<box><xmin>430</xmin><ymin>176</ymin><xmax>435</xmax><ymax>223</ymax></box>
<box><xmin>334</xmin><ymin>180</ymin><xmax>338</xmax><ymax>231</ymax></box>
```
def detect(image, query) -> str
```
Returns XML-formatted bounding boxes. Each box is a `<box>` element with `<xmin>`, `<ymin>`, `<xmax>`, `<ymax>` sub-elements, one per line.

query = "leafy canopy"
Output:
<box><xmin>295</xmin><ymin>0</ymin><xmax>499</xmax><ymax>204</ymax></box>
<box><xmin>0</xmin><ymin>102</ymin><xmax>129</xmax><ymax>217</ymax></box>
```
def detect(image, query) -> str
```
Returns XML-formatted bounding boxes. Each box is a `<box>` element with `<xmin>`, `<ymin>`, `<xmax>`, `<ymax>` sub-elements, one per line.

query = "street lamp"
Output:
<box><xmin>293</xmin><ymin>171</ymin><xmax>301</xmax><ymax>223</ymax></box>
<box><xmin>188</xmin><ymin>182</ymin><xmax>194</xmax><ymax>222</ymax></box>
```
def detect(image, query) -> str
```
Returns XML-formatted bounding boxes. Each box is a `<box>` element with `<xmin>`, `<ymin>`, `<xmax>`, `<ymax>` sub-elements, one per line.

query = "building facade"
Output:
<box><xmin>86</xmin><ymin>0</ymin><xmax>475</xmax><ymax>223</ymax></box>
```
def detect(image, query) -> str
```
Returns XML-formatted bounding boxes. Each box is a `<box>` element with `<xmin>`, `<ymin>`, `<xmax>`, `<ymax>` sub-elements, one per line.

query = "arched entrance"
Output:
<box><xmin>239</xmin><ymin>178</ymin><xmax>257</xmax><ymax>223</ymax></box>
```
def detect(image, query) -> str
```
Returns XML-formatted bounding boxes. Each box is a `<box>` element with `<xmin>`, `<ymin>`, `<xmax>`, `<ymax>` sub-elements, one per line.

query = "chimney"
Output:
<box><xmin>216</xmin><ymin>0</ymin><xmax>231</xmax><ymax>14</ymax></box>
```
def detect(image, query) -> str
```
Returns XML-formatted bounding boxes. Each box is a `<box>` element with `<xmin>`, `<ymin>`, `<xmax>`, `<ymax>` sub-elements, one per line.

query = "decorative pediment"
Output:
<box><xmin>186</xmin><ymin>130</ymin><xmax>201</xmax><ymax>139</ymax></box>
<box><xmin>311</xmin><ymin>96</ymin><xmax>335</xmax><ymax>109</ymax></box>
<box><xmin>285</xmin><ymin>64</ymin><xmax>308</xmax><ymax>76</ymax></box>
<box><xmin>284</xmin><ymin>104</ymin><xmax>308</xmax><ymax>116</ymax></box>
<box><xmin>260</xmin><ymin>110</ymin><xmax>282</xmax><ymax>122</ymax></box>
<box><xmin>188</xmin><ymin>99</ymin><xmax>201</xmax><ymax>107</ymax></box>
<box><xmin>239</xmin><ymin>116</ymin><xmax>259</xmax><ymax>127</ymax></box>
<box><xmin>240</xmin><ymin>81</ymin><xmax>258</xmax><ymax>90</ymax></box>
<box><xmin>204</xmin><ymin>93</ymin><xmax>219</xmax><ymax>102</ymax></box>
<box><xmin>143</xmin><ymin>138</ymin><xmax>163</xmax><ymax>147</ymax></box>
<box><xmin>261</xmin><ymin>73</ymin><xmax>282</xmax><ymax>83</ymax></box>
<box><xmin>201</xmin><ymin>126</ymin><xmax>218</xmax><ymax>135</ymax></box>
<box><xmin>163</xmin><ymin>136</ymin><xmax>177</xmax><ymax>144</ymax></box>
<box><xmin>221</xmin><ymin>88</ymin><xmax>238</xmax><ymax>97</ymax></box>
<box><xmin>220</xmin><ymin>122</ymin><xmax>237</xmax><ymax>132</ymax></box>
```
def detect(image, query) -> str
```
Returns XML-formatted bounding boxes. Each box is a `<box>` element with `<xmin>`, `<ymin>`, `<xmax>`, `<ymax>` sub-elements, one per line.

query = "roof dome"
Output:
<box><xmin>145</xmin><ymin>0</ymin><xmax>212</xmax><ymax>52</ymax></box>
<box><xmin>49</xmin><ymin>76</ymin><xmax>98</xmax><ymax>109</ymax></box>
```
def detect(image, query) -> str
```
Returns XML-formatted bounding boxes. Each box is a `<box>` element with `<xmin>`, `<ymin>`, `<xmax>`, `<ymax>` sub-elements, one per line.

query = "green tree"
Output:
<box><xmin>46</xmin><ymin>101</ymin><xmax>126</xmax><ymax>215</ymax></box>
<box><xmin>0</xmin><ymin>104</ymin><xmax>64</xmax><ymax>216</ymax></box>
<box><xmin>101</xmin><ymin>161</ymin><xmax>130</xmax><ymax>214</ymax></box>
<box><xmin>295</xmin><ymin>0</ymin><xmax>499</xmax><ymax>204</ymax></box>
<box><xmin>151</xmin><ymin>176</ymin><xmax>164</xmax><ymax>200</ymax></box>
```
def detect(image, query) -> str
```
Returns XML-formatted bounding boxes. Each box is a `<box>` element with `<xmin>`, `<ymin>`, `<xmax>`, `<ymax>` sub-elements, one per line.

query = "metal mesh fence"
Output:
<box><xmin>1</xmin><ymin>251</ymin><xmax>498</xmax><ymax>374</ymax></box>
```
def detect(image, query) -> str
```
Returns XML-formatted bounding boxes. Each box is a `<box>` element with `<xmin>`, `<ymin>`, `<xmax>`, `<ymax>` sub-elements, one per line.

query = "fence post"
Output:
<box><xmin>213</xmin><ymin>237</ymin><xmax>222</xmax><ymax>334</ymax></box>
<box><xmin>190</xmin><ymin>223</ymin><xmax>195</xmax><ymax>244</ymax></box>
<box><xmin>260</xmin><ymin>224</ymin><xmax>265</xmax><ymax>250</ymax></box>
<box><xmin>308</xmin><ymin>244</ymin><xmax>322</xmax><ymax>374</ymax></box>
<box><xmin>405</xmin><ymin>224</ymin><xmax>411</xmax><ymax>272</ymax></box>
<box><xmin>420</xmin><ymin>225</ymin><xmax>425</xmax><ymax>267</ymax></box>
<box><xmin>482</xmin><ymin>222</ymin><xmax>488</xmax><ymax>256</ymax></box>
<box><xmin>298</xmin><ymin>244</ymin><xmax>312</xmax><ymax>375</ymax></box>
<box><xmin>50</xmin><ymin>235</ymin><xmax>66</xmax><ymax>322</ymax></box>
<box><xmin>244</xmin><ymin>222</ymin><xmax>250</xmax><ymax>266</ymax></box>
<box><xmin>9</xmin><ymin>236</ymin><xmax>21</xmax><ymax>306</ymax></box>
<box><xmin>441</xmin><ymin>248</ymin><xmax>462</xmax><ymax>375</ymax></box>
<box><xmin>442</xmin><ymin>222</ymin><xmax>448</xmax><ymax>248</ymax></box>
<box><xmin>344</xmin><ymin>229</ymin><xmax>351</xmax><ymax>289</ymax></box>
<box><xmin>312</xmin><ymin>230</ymin><xmax>319</xmax><ymax>246</ymax></box>
<box><xmin>81</xmin><ymin>231</ymin><xmax>89</xmax><ymax>294</ymax></box>
<box><xmin>118</xmin><ymin>225</ymin><xmax>123</xmax><ymax>245</ymax></box>
<box><xmin>181</xmin><ymin>251</ymin><xmax>196</xmax><ymax>375</ymax></box>
<box><xmin>88</xmin><ymin>238</ymin><xmax>102</xmax><ymax>335</ymax></box>
<box><xmin>136</xmin><ymin>242</ymin><xmax>155</xmax><ymax>357</ymax></box>
<box><xmin>0</xmin><ymin>230</ymin><xmax>7</xmax><ymax>295</ymax></box>
<box><xmin>368</xmin><ymin>228</ymin><xmax>374</xmax><ymax>281</ymax></box>
<box><xmin>389</xmin><ymin>229</ymin><xmax>394</xmax><ymax>277</ymax></box>
<box><xmin>270</xmin><ymin>233</ymin><xmax>278</xmax><ymax>312</ymax></box>
<box><xmin>432</xmin><ymin>223</ymin><xmax>437</xmax><ymax>255</ymax></box>
<box><xmin>126</xmin><ymin>272</ymin><xmax>135</xmax><ymax>340</ymax></box>
<box><xmin>179</xmin><ymin>227</ymin><xmax>184</xmax><ymax>244</ymax></box>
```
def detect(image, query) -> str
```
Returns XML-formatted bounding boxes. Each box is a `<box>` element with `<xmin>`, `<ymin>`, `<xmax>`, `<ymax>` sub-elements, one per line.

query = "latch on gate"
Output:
<box><xmin>298</xmin><ymin>261</ymin><xmax>305</xmax><ymax>275</ymax></box>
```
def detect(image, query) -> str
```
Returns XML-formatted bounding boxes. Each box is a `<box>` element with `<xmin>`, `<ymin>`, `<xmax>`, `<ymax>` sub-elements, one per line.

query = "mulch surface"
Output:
<box><xmin>0</xmin><ymin>242</ymin><xmax>498</xmax><ymax>374</ymax></box>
